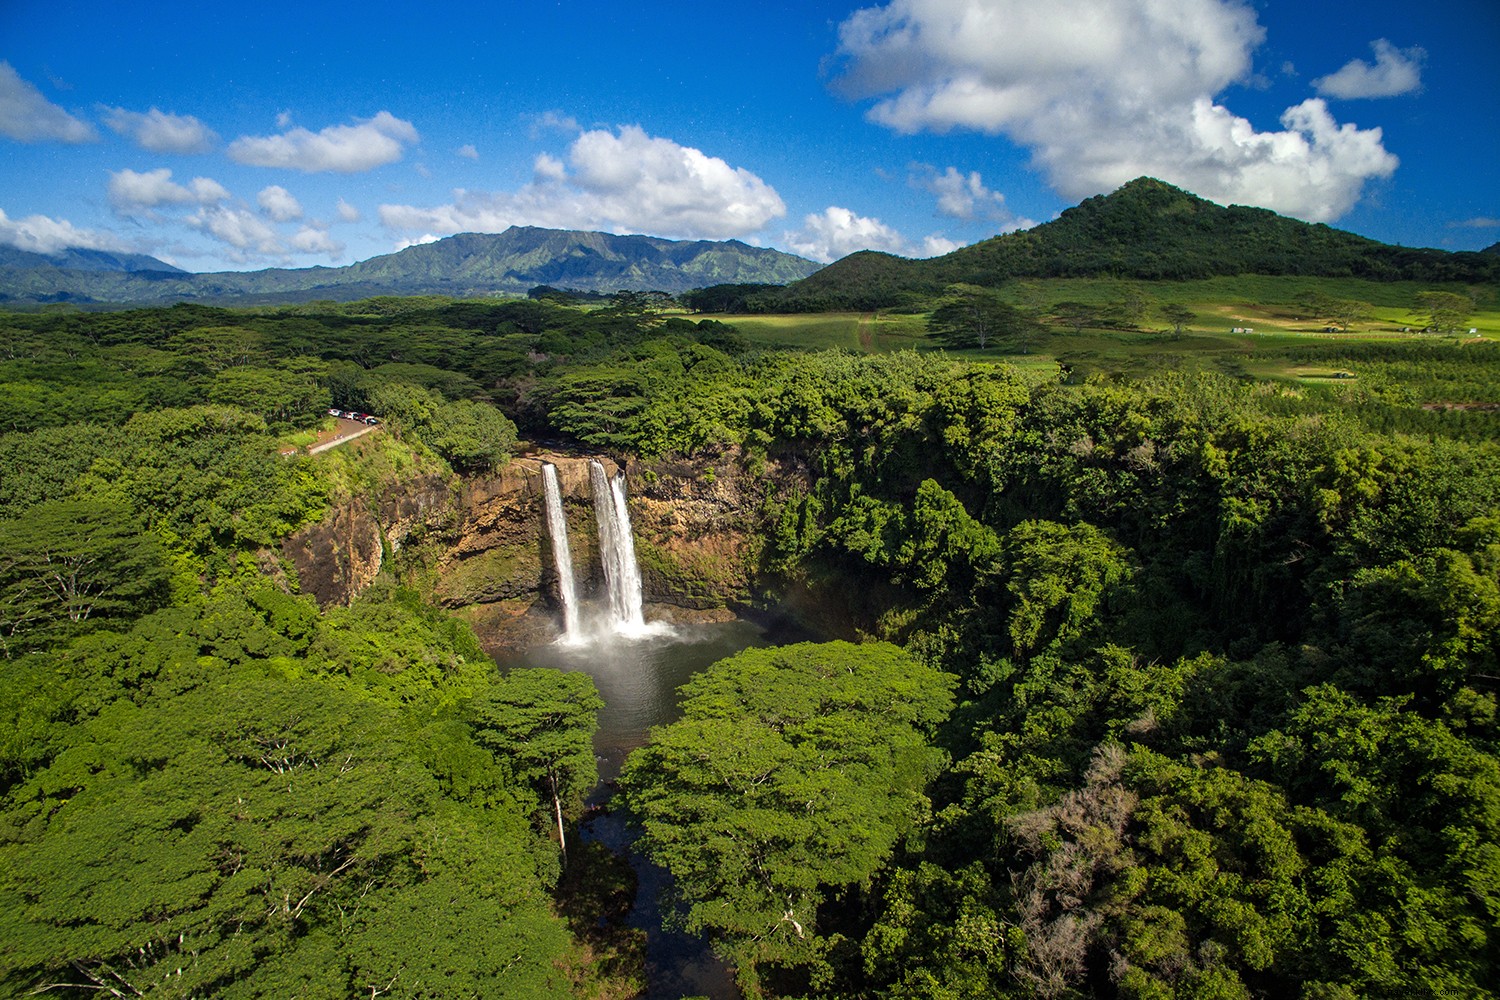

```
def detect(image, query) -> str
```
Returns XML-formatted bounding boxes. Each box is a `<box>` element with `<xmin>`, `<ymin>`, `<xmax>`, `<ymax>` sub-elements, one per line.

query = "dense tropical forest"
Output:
<box><xmin>1</xmin><ymin>275</ymin><xmax>1497</xmax><ymax>999</ymax></box>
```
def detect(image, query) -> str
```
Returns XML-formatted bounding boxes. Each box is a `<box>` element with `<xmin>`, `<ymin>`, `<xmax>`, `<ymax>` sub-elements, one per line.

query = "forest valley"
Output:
<box><xmin>0</xmin><ymin>289</ymin><xmax>1497</xmax><ymax>1000</ymax></box>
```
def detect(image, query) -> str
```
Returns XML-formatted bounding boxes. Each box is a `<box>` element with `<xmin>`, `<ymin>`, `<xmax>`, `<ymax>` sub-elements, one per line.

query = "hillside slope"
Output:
<box><xmin>775</xmin><ymin>178</ymin><xmax>1499</xmax><ymax>310</ymax></box>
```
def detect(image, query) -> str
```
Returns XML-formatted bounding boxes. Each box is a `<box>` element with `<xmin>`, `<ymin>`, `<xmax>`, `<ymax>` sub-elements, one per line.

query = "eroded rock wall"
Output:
<box><xmin>284</xmin><ymin>449</ymin><xmax>804</xmax><ymax>644</ymax></box>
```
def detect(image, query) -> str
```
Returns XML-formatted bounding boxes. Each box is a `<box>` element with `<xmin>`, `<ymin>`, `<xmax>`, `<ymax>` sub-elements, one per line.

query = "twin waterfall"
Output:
<box><xmin>541</xmin><ymin>459</ymin><xmax>655</xmax><ymax>642</ymax></box>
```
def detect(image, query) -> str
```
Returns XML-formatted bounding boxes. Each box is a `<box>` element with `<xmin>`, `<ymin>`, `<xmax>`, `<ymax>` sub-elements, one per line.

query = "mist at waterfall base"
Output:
<box><xmin>508</xmin><ymin>461</ymin><xmax>813</xmax><ymax>999</ymax></box>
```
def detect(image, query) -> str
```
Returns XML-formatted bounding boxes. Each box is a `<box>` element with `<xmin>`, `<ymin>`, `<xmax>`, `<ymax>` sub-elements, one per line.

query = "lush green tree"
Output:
<box><xmin>1416</xmin><ymin>290</ymin><xmax>1475</xmax><ymax>333</ymax></box>
<box><xmin>166</xmin><ymin>326</ymin><xmax>269</xmax><ymax>372</ymax></box>
<box><xmin>1002</xmin><ymin>519</ymin><xmax>1134</xmax><ymax>663</ymax></box>
<box><xmin>1052</xmin><ymin>300</ymin><xmax>1098</xmax><ymax>333</ymax></box>
<box><xmin>1100</xmin><ymin>283</ymin><xmax>1154</xmax><ymax>329</ymax></box>
<box><xmin>469</xmin><ymin>668</ymin><xmax>603</xmax><ymax>866</ymax></box>
<box><xmin>427</xmin><ymin>397</ymin><xmax>519</xmax><ymax>473</ymax></box>
<box><xmin>75</xmin><ymin>405</ymin><xmax>327</xmax><ymax>560</ymax></box>
<box><xmin>208</xmin><ymin>365</ymin><xmax>329</xmax><ymax>427</ymax></box>
<box><xmin>0</xmin><ymin>662</ymin><xmax>576</xmax><ymax>999</ymax></box>
<box><xmin>1161</xmin><ymin>302</ymin><xmax>1196</xmax><ymax>334</ymax></box>
<box><xmin>0</xmin><ymin>500</ymin><xmax>169</xmax><ymax>656</ymax></box>
<box><xmin>927</xmin><ymin>289</ymin><xmax>1037</xmax><ymax>351</ymax></box>
<box><xmin>620</xmin><ymin>641</ymin><xmax>955</xmax><ymax>996</ymax></box>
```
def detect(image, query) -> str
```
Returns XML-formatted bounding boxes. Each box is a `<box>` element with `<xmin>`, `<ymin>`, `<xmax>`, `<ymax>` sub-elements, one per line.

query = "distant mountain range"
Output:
<box><xmin>4</xmin><ymin>181</ymin><xmax>1495</xmax><ymax>310</ymax></box>
<box><xmin>764</xmin><ymin>178</ymin><xmax>1500</xmax><ymax>312</ymax></box>
<box><xmin>0</xmin><ymin>245</ymin><xmax>185</xmax><ymax>275</ymax></box>
<box><xmin>0</xmin><ymin>227</ymin><xmax>822</xmax><ymax>307</ymax></box>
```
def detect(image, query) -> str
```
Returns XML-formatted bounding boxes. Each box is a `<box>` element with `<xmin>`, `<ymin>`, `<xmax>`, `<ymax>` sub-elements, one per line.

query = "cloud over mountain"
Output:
<box><xmin>832</xmin><ymin>0</ymin><xmax>1398</xmax><ymax>222</ymax></box>
<box><xmin>786</xmin><ymin>206</ymin><xmax>909</xmax><ymax>262</ymax></box>
<box><xmin>0</xmin><ymin>207</ymin><xmax>126</xmax><ymax>254</ymax></box>
<box><xmin>380</xmin><ymin>124</ymin><xmax>786</xmax><ymax>242</ymax></box>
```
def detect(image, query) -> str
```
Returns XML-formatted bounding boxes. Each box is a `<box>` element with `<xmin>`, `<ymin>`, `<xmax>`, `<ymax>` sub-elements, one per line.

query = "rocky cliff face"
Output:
<box><xmin>281</xmin><ymin>473</ymin><xmax>454</xmax><ymax>607</ymax></box>
<box><xmin>282</xmin><ymin>448</ymin><xmax>801</xmax><ymax>648</ymax></box>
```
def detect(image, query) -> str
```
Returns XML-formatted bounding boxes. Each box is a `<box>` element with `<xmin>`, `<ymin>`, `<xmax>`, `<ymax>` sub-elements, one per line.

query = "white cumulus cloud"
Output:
<box><xmin>394</xmin><ymin>233</ymin><xmax>443</xmax><ymax>251</ymax></box>
<box><xmin>922</xmin><ymin>234</ymin><xmax>964</xmax><ymax>256</ymax></box>
<box><xmin>228</xmin><ymin>111</ymin><xmax>420</xmax><ymax>173</ymax></box>
<box><xmin>911</xmin><ymin>164</ymin><xmax>1035</xmax><ymax>232</ymax></box>
<box><xmin>832</xmin><ymin>0</ymin><xmax>1399</xmax><ymax>222</ymax></box>
<box><xmin>0</xmin><ymin>207</ymin><xmax>128</xmax><ymax>253</ymax></box>
<box><xmin>456</xmin><ymin>143</ymin><xmax>479</xmax><ymax>159</ymax></box>
<box><xmin>1313</xmin><ymin>39</ymin><xmax>1425</xmax><ymax>99</ymax></box>
<box><xmin>336</xmin><ymin>198</ymin><xmax>361</xmax><ymax>222</ymax></box>
<box><xmin>108</xmin><ymin>168</ymin><xmax>229</xmax><ymax>211</ymax></box>
<box><xmin>0</xmin><ymin>61</ymin><xmax>97</xmax><ymax>143</ymax></box>
<box><xmin>257</xmin><ymin>185</ymin><xmax>304</xmax><ymax>222</ymax></box>
<box><xmin>379</xmin><ymin>124</ymin><xmax>786</xmax><ymax>241</ymax></box>
<box><xmin>785</xmin><ymin>206</ymin><xmax>911</xmax><ymax>262</ymax></box>
<box><xmin>290</xmin><ymin>225</ymin><xmax>343</xmax><ymax>257</ymax></box>
<box><xmin>185</xmin><ymin>204</ymin><xmax>283</xmax><ymax>255</ymax></box>
<box><xmin>101</xmin><ymin>106</ymin><xmax>217</xmax><ymax>153</ymax></box>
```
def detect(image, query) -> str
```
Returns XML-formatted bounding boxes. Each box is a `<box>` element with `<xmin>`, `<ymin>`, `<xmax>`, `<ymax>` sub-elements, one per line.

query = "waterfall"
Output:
<box><xmin>541</xmin><ymin>463</ymin><xmax>582</xmax><ymax>643</ymax></box>
<box><xmin>589</xmin><ymin>458</ymin><xmax>648</xmax><ymax>633</ymax></box>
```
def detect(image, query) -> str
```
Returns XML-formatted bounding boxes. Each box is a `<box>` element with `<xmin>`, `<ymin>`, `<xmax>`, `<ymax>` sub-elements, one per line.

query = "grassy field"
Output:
<box><xmin>718</xmin><ymin>311</ymin><xmax>931</xmax><ymax>352</ymax></box>
<box><xmin>714</xmin><ymin>276</ymin><xmax>1497</xmax><ymax>386</ymax></box>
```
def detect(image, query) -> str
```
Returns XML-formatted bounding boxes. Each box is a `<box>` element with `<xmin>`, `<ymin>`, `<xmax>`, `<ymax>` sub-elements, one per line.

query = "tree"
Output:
<box><xmin>1416</xmin><ymin>290</ymin><xmax>1475</xmax><ymax>333</ymax></box>
<box><xmin>619</xmin><ymin>641</ymin><xmax>955</xmax><ymax>995</ymax></box>
<box><xmin>468</xmin><ymin>668</ymin><xmax>603</xmax><ymax>866</ymax></box>
<box><xmin>0</xmin><ymin>661</ymin><xmax>577</xmax><ymax>999</ymax></box>
<box><xmin>1002</xmin><ymin>520</ymin><xmax>1134</xmax><ymax>662</ymax></box>
<box><xmin>927</xmin><ymin>289</ymin><xmax>1037</xmax><ymax>352</ymax></box>
<box><xmin>208</xmin><ymin>365</ymin><xmax>329</xmax><ymax>427</ymax></box>
<box><xmin>1100</xmin><ymin>282</ymin><xmax>1153</xmax><ymax>329</ymax></box>
<box><xmin>1051</xmin><ymin>301</ymin><xmax>1098</xmax><ymax>333</ymax></box>
<box><xmin>603</xmin><ymin>289</ymin><xmax>675</xmax><ymax>333</ymax></box>
<box><xmin>1299</xmin><ymin>290</ymin><xmax>1374</xmax><ymax>331</ymax></box>
<box><xmin>1161</xmin><ymin>302</ymin><xmax>1196</xmax><ymax>334</ymax></box>
<box><xmin>0</xmin><ymin>500</ymin><xmax>168</xmax><ymax>655</ymax></box>
<box><xmin>429</xmin><ymin>398</ymin><xmax>519</xmax><ymax>473</ymax></box>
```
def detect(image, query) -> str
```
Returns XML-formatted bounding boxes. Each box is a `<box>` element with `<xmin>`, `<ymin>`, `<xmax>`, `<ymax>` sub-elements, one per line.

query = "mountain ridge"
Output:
<box><xmin>0</xmin><ymin>226</ymin><xmax>822</xmax><ymax>307</ymax></box>
<box><xmin>0</xmin><ymin>245</ymin><xmax>184</xmax><ymax>274</ymax></box>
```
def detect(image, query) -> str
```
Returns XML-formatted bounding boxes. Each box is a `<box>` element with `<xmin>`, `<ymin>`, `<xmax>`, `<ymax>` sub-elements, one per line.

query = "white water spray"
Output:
<box><xmin>541</xmin><ymin>463</ymin><xmax>582</xmax><ymax>643</ymax></box>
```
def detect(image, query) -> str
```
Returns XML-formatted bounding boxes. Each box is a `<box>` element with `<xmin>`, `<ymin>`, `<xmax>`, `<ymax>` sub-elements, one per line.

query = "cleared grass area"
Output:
<box><xmin>719</xmin><ymin>312</ymin><xmax>931</xmax><ymax>352</ymax></box>
<box><xmin>707</xmin><ymin>278</ymin><xmax>1496</xmax><ymax>400</ymax></box>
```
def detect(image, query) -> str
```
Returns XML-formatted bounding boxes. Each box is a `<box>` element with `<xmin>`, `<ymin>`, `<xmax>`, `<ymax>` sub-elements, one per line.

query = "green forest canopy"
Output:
<box><xmin>0</xmin><ymin>293</ymin><xmax>1496</xmax><ymax>998</ymax></box>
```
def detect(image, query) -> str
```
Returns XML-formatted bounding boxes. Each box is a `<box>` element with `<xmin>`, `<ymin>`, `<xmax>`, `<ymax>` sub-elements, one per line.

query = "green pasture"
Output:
<box><xmin>717</xmin><ymin>311</ymin><xmax>930</xmax><ymax>352</ymax></box>
<box><xmin>717</xmin><ymin>277</ymin><xmax>1497</xmax><ymax>392</ymax></box>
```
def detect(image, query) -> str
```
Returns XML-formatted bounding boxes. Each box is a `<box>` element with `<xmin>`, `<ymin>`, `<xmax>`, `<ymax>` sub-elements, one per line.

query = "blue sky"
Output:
<box><xmin>1</xmin><ymin>0</ymin><xmax>1496</xmax><ymax>273</ymax></box>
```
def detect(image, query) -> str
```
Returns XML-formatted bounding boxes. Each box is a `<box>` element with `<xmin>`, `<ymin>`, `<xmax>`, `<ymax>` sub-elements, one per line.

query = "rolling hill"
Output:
<box><xmin>767</xmin><ymin>178</ymin><xmax>1500</xmax><ymax>311</ymax></box>
<box><xmin>0</xmin><ymin>227</ymin><xmax>822</xmax><ymax>307</ymax></box>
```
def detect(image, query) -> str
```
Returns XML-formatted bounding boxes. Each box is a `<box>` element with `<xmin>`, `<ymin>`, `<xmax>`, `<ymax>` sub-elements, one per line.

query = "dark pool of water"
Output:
<box><xmin>493</xmin><ymin>612</ymin><xmax>813</xmax><ymax>1000</ymax></box>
